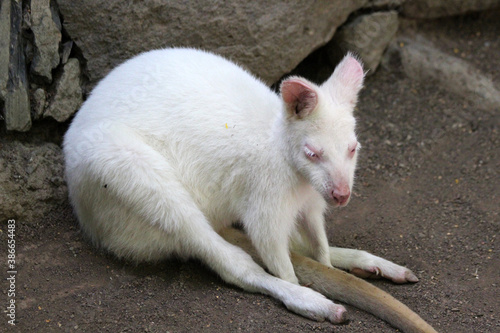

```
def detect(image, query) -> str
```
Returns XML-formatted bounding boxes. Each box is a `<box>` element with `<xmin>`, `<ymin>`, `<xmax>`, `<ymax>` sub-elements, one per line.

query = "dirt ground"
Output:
<box><xmin>2</xmin><ymin>12</ymin><xmax>499</xmax><ymax>333</ymax></box>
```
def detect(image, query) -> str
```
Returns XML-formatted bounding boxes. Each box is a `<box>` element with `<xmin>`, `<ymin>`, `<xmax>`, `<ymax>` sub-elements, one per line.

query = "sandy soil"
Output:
<box><xmin>2</xmin><ymin>11</ymin><xmax>499</xmax><ymax>333</ymax></box>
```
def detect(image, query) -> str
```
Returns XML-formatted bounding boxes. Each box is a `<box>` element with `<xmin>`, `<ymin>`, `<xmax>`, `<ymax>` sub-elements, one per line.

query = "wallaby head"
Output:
<box><xmin>280</xmin><ymin>54</ymin><xmax>365</xmax><ymax>207</ymax></box>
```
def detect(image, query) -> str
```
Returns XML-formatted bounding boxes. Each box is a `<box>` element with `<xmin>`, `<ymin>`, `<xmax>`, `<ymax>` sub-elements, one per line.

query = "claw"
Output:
<box><xmin>334</xmin><ymin>306</ymin><xmax>348</xmax><ymax>324</ymax></box>
<box><xmin>405</xmin><ymin>270</ymin><xmax>419</xmax><ymax>283</ymax></box>
<box><xmin>350</xmin><ymin>267</ymin><xmax>381</xmax><ymax>279</ymax></box>
<box><xmin>328</xmin><ymin>304</ymin><xmax>348</xmax><ymax>324</ymax></box>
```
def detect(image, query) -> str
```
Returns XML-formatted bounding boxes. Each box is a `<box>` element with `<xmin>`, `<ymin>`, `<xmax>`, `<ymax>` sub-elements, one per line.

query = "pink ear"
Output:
<box><xmin>325</xmin><ymin>53</ymin><xmax>365</xmax><ymax>106</ymax></box>
<box><xmin>280</xmin><ymin>78</ymin><xmax>318</xmax><ymax>118</ymax></box>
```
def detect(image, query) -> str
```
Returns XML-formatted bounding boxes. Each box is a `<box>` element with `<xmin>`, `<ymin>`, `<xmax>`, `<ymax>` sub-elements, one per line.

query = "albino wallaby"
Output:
<box><xmin>64</xmin><ymin>48</ymin><xmax>419</xmax><ymax>324</ymax></box>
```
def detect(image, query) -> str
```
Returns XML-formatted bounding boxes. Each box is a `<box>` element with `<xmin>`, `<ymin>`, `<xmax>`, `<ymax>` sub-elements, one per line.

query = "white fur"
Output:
<box><xmin>64</xmin><ymin>48</ymin><xmax>413</xmax><ymax>322</ymax></box>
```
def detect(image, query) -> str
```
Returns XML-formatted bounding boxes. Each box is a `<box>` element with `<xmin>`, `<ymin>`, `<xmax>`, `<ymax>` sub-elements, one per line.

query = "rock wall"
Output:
<box><xmin>57</xmin><ymin>0</ymin><xmax>367</xmax><ymax>87</ymax></box>
<box><xmin>1</xmin><ymin>0</ymin><xmax>499</xmax><ymax>223</ymax></box>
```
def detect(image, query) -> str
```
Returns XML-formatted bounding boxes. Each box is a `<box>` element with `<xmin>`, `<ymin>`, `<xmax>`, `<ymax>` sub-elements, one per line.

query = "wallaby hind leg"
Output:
<box><xmin>329</xmin><ymin>247</ymin><xmax>419</xmax><ymax>284</ymax></box>
<box><xmin>184</xmin><ymin>223</ymin><xmax>347</xmax><ymax>323</ymax></box>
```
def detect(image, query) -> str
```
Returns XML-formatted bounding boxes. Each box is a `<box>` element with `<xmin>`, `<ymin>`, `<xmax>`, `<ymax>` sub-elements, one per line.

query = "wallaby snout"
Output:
<box><xmin>331</xmin><ymin>185</ymin><xmax>350</xmax><ymax>206</ymax></box>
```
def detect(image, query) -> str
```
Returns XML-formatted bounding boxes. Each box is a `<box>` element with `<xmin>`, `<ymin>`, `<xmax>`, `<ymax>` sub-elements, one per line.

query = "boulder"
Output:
<box><xmin>0</xmin><ymin>140</ymin><xmax>67</xmax><ymax>224</ymax></box>
<box><xmin>402</xmin><ymin>0</ymin><xmax>500</xmax><ymax>18</ymax></box>
<box><xmin>392</xmin><ymin>37</ymin><xmax>500</xmax><ymax>111</ymax></box>
<box><xmin>332</xmin><ymin>11</ymin><xmax>399</xmax><ymax>74</ymax></box>
<box><xmin>30</xmin><ymin>0</ymin><xmax>62</xmax><ymax>82</ymax></box>
<box><xmin>57</xmin><ymin>0</ymin><xmax>368</xmax><ymax>85</ymax></box>
<box><xmin>44</xmin><ymin>58</ymin><xmax>82</xmax><ymax>122</ymax></box>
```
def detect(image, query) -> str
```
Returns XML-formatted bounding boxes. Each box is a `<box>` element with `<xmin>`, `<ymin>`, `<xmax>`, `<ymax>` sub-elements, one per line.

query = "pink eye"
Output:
<box><xmin>348</xmin><ymin>142</ymin><xmax>358</xmax><ymax>157</ymax></box>
<box><xmin>304</xmin><ymin>144</ymin><xmax>321</xmax><ymax>162</ymax></box>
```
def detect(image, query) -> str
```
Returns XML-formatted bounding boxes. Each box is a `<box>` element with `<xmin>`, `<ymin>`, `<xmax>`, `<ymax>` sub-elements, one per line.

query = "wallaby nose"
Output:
<box><xmin>332</xmin><ymin>188</ymin><xmax>350</xmax><ymax>206</ymax></box>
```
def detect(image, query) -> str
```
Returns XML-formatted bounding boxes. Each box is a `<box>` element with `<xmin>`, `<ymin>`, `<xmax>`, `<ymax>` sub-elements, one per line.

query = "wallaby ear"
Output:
<box><xmin>323</xmin><ymin>53</ymin><xmax>365</xmax><ymax>106</ymax></box>
<box><xmin>280</xmin><ymin>78</ymin><xmax>318</xmax><ymax>118</ymax></box>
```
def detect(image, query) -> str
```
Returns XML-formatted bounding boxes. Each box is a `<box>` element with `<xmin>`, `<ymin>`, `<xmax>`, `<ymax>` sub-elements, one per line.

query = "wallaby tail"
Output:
<box><xmin>220</xmin><ymin>227</ymin><xmax>438</xmax><ymax>333</ymax></box>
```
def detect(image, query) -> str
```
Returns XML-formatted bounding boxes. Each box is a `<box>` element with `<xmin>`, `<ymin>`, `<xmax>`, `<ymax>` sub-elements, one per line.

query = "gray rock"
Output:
<box><xmin>402</xmin><ymin>0</ymin><xmax>500</xmax><ymax>18</ymax></box>
<box><xmin>2</xmin><ymin>0</ymin><xmax>31</xmax><ymax>132</ymax></box>
<box><xmin>61</xmin><ymin>41</ymin><xmax>73</xmax><ymax>65</ymax></box>
<box><xmin>30</xmin><ymin>0</ymin><xmax>62</xmax><ymax>82</ymax></box>
<box><xmin>0</xmin><ymin>0</ymin><xmax>11</xmax><ymax>100</ymax></box>
<box><xmin>4</xmin><ymin>84</ymin><xmax>31</xmax><ymax>131</ymax></box>
<box><xmin>44</xmin><ymin>58</ymin><xmax>82</xmax><ymax>122</ymax></box>
<box><xmin>395</xmin><ymin>37</ymin><xmax>500</xmax><ymax>111</ymax></box>
<box><xmin>333</xmin><ymin>11</ymin><xmax>399</xmax><ymax>74</ymax></box>
<box><xmin>33</xmin><ymin>88</ymin><xmax>47</xmax><ymax>120</ymax></box>
<box><xmin>58</xmin><ymin>0</ymin><xmax>368</xmax><ymax>86</ymax></box>
<box><xmin>0</xmin><ymin>141</ymin><xmax>67</xmax><ymax>224</ymax></box>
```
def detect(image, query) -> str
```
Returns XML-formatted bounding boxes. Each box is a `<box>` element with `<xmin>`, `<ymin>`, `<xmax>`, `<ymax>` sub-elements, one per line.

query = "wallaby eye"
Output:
<box><xmin>304</xmin><ymin>144</ymin><xmax>322</xmax><ymax>162</ymax></box>
<box><xmin>348</xmin><ymin>141</ymin><xmax>359</xmax><ymax>157</ymax></box>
